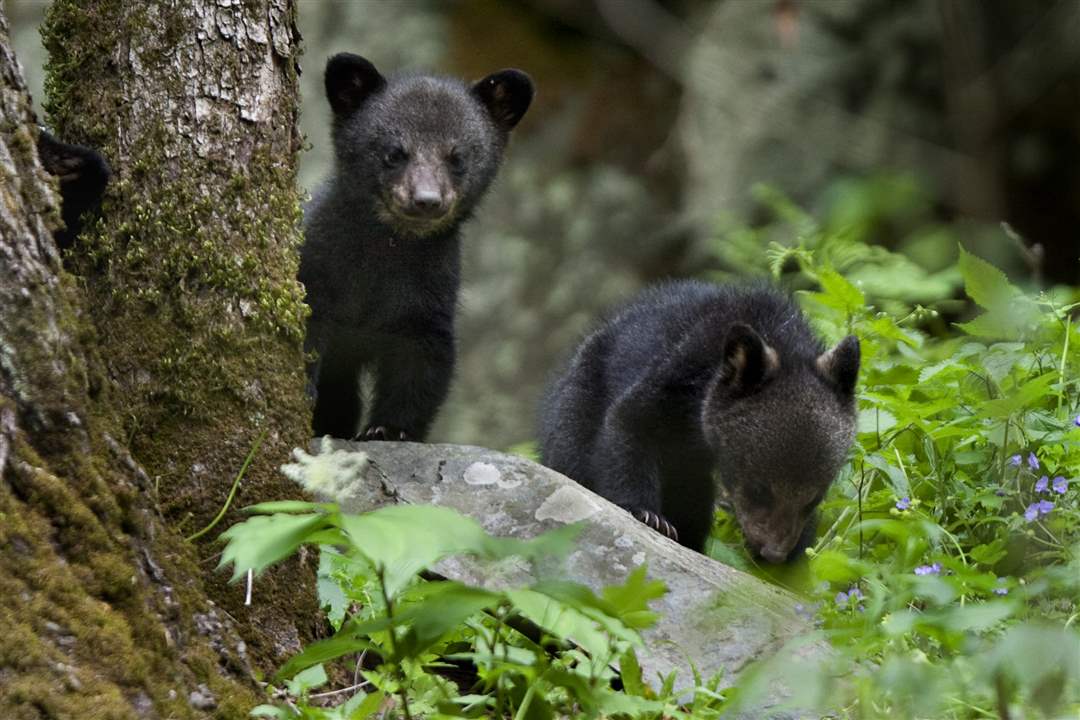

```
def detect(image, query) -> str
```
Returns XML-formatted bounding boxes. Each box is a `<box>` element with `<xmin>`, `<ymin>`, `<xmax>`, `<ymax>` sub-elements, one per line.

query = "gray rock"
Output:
<box><xmin>188</xmin><ymin>683</ymin><xmax>216</xmax><ymax>711</ymax></box>
<box><xmin>300</xmin><ymin>439</ymin><xmax>826</xmax><ymax>710</ymax></box>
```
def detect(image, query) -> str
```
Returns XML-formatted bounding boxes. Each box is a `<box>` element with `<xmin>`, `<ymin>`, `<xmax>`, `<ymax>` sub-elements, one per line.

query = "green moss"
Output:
<box><xmin>38</xmin><ymin>0</ymin><xmax>319</xmax><ymax>701</ymax></box>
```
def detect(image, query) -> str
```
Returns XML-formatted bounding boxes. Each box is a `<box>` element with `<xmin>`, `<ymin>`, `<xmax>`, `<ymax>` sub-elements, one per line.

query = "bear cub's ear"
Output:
<box><xmin>472</xmin><ymin>69</ymin><xmax>534</xmax><ymax>130</ymax></box>
<box><xmin>721</xmin><ymin>323</ymin><xmax>780</xmax><ymax>392</ymax></box>
<box><xmin>325</xmin><ymin>53</ymin><xmax>386</xmax><ymax>117</ymax></box>
<box><xmin>816</xmin><ymin>335</ymin><xmax>860</xmax><ymax>395</ymax></box>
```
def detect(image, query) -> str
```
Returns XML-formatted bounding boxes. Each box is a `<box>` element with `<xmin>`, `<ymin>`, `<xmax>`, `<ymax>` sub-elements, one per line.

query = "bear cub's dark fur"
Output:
<box><xmin>539</xmin><ymin>280</ymin><xmax>860</xmax><ymax>561</ymax></box>
<box><xmin>36</xmin><ymin>129</ymin><xmax>110</xmax><ymax>249</ymax></box>
<box><xmin>301</xmin><ymin>53</ymin><xmax>533</xmax><ymax>441</ymax></box>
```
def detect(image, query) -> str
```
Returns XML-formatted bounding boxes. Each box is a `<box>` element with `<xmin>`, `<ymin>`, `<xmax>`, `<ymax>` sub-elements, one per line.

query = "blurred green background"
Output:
<box><xmin>7</xmin><ymin>0</ymin><xmax>1079</xmax><ymax>448</ymax></box>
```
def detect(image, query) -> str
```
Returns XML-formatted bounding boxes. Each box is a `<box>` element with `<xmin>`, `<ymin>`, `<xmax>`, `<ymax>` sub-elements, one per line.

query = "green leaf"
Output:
<box><xmin>973</xmin><ymin>371</ymin><xmax>1056</xmax><ymax>419</ymax></box>
<box><xmin>618</xmin><ymin>647</ymin><xmax>646</xmax><ymax>697</ymax></box>
<box><xmin>341</xmin><ymin>690</ymin><xmax>385</xmax><ymax>720</ymax></box>
<box><xmin>275</xmin><ymin>615</ymin><xmax>392</xmax><ymax>681</ymax></box>
<box><xmin>600</xmin><ymin>565</ymin><xmax>666</xmax><ymax>630</ymax></box>
<box><xmin>317</xmin><ymin>573</ymin><xmax>348</xmax><ymax>631</ymax></box>
<box><xmin>396</xmin><ymin>582</ymin><xmax>501</xmax><ymax>658</ymax></box>
<box><xmin>818</xmin><ymin>267</ymin><xmax>866</xmax><ymax>313</ymax></box>
<box><xmin>970</xmin><ymin>539</ymin><xmax>1007</xmax><ymax>566</ymax></box>
<box><xmin>957</xmin><ymin>246</ymin><xmax>1018</xmax><ymax>311</ymax></box>
<box><xmin>810</xmin><ymin>550</ymin><xmax>863</xmax><ymax>584</ymax></box>
<box><xmin>243</xmin><ymin>500</ymin><xmax>336</xmax><ymax>514</ymax></box>
<box><xmin>218</xmin><ymin>512</ymin><xmax>332</xmax><ymax>582</ymax></box>
<box><xmin>338</xmin><ymin>505</ymin><xmax>579</xmax><ymax>597</ymax></box>
<box><xmin>506</xmin><ymin>588</ymin><xmax>620</xmax><ymax>658</ymax></box>
<box><xmin>285</xmin><ymin>663</ymin><xmax>328</xmax><ymax>696</ymax></box>
<box><xmin>857</xmin><ymin>408</ymin><xmax>897</xmax><ymax>435</ymax></box>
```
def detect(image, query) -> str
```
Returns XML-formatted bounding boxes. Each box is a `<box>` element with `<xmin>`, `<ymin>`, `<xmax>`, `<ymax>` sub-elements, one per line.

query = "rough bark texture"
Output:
<box><xmin>305</xmin><ymin>440</ymin><xmax>826</xmax><ymax>706</ymax></box>
<box><xmin>1</xmin><ymin>8</ymin><xmax>272</xmax><ymax>718</ymax></box>
<box><xmin>39</xmin><ymin>0</ymin><xmax>319</xmax><ymax>671</ymax></box>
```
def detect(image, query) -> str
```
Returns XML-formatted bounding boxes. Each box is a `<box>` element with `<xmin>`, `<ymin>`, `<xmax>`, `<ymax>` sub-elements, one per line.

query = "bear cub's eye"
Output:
<box><xmin>747</xmin><ymin>484</ymin><xmax>773</xmax><ymax>506</ymax></box>
<box><xmin>383</xmin><ymin>144</ymin><xmax>408</xmax><ymax>169</ymax></box>
<box><xmin>447</xmin><ymin>147</ymin><xmax>466</xmax><ymax>174</ymax></box>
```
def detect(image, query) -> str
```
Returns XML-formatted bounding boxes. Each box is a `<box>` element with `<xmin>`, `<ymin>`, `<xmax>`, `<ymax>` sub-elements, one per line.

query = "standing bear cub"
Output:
<box><xmin>539</xmin><ymin>281</ymin><xmax>860</xmax><ymax>562</ymax></box>
<box><xmin>301</xmin><ymin>54</ymin><xmax>533</xmax><ymax>440</ymax></box>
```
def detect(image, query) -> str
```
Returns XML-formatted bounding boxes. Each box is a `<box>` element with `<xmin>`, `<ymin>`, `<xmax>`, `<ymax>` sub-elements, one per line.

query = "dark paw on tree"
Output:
<box><xmin>357</xmin><ymin>425</ymin><xmax>411</xmax><ymax>442</ymax></box>
<box><xmin>632</xmin><ymin>509</ymin><xmax>679</xmax><ymax>542</ymax></box>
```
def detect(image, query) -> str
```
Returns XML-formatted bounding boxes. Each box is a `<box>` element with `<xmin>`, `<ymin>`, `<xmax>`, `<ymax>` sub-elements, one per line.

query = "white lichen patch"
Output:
<box><xmin>535</xmin><ymin>485</ymin><xmax>600</xmax><ymax>524</ymax></box>
<box><xmin>632</xmin><ymin>551</ymin><xmax>646</xmax><ymax>566</ymax></box>
<box><xmin>280</xmin><ymin>436</ymin><xmax>369</xmax><ymax>501</ymax></box>
<box><xmin>462</xmin><ymin>461</ymin><xmax>525</xmax><ymax>489</ymax></box>
<box><xmin>614</xmin><ymin>534</ymin><xmax>635</xmax><ymax>549</ymax></box>
<box><xmin>462</xmin><ymin>461</ymin><xmax>500</xmax><ymax>486</ymax></box>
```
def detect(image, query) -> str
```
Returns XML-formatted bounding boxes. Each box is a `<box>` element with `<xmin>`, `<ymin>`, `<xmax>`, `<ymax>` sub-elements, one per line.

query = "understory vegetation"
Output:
<box><xmin>221</xmin><ymin>179</ymin><xmax>1079</xmax><ymax>719</ymax></box>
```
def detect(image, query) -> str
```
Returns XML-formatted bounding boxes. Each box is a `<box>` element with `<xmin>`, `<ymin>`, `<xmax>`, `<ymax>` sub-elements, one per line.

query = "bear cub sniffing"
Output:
<box><xmin>539</xmin><ymin>280</ymin><xmax>859</xmax><ymax>561</ymax></box>
<box><xmin>301</xmin><ymin>53</ymin><xmax>533</xmax><ymax>441</ymax></box>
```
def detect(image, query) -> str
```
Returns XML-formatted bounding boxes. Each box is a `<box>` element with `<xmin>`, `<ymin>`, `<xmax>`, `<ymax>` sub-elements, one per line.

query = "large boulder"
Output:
<box><xmin>300</xmin><ymin>439</ymin><xmax>825</xmax><ymax>708</ymax></box>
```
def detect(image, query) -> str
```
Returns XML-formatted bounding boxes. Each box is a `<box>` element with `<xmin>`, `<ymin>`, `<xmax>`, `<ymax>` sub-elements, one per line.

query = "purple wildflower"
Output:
<box><xmin>1024</xmin><ymin>500</ymin><xmax>1055</xmax><ymax>522</ymax></box>
<box><xmin>1035</xmin><ymin>475</ymin><xmax>1049</xmax><ymax>493</ymax></box>
<box><xmin>1075</xmin><ymin>415</ymin><xmax>1080</xmax><ymax>427</ymax></box>
<box><xmin>1010</xmin><ymin>454</ymin><xmax>1022</xmax><ymax>467</ymax></box>
<box><xmin>835</xmin><ymin>587</ymin><xmax>863</xmax><ymax>606</ymax></box>
<box><xmin>993</xmin><ymin>586</ymin><xmax>1009</xmax><ymax>596</ymax></box>
<box><xmin>895</xmin><ymin>496</ymin><xmax>910</xmax><ymax>511</ymax></box>
<box><xmin>914</xmin><ymin>563</ymin><xmax>941</xmax><ymax>576</ymax></box>
<box><xmin>1028</xmin><ymin>452</ymin><xmax>1039</xmax><ymax>470</ymax></box>
<box><xmin>1052</xmin><ymin>476</ymin><xmax>1068</xmax><ymax>494</ymax></box>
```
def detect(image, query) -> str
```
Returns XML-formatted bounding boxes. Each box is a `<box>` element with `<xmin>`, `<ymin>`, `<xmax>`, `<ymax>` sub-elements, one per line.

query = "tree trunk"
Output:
<box><xmin>40</xmin><ymin>0</ymin><xmax>318</xmax><ymax>668</ymax></box>
<box><xmin>1</xmin><ymin>1</ymin><xmax>316</xmax><ymax>716</ymax></box>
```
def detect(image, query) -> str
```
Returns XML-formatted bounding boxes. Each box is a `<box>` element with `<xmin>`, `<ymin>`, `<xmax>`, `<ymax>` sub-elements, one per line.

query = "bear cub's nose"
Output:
<box><xmin>408</xmin><ymin>187</ymin><xmax>447</xmax><ymax>217</ymax></box>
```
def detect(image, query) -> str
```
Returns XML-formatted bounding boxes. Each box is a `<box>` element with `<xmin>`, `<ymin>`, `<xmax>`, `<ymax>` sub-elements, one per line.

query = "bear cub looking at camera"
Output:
<box><xmin>301</xmin><ymin>53</ymin><xmax>533</xmax><ymax>441</ymax></box>
<box><xmin>539</xmin><ymin>280</ymin><xmax>859</xmax><ymax>562</ymax></box>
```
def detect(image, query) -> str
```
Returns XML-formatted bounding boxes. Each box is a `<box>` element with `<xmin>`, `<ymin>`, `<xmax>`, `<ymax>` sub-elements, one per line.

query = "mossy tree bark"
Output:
<box><xmin>1</xmin><ymin>1</ymin><xmax>316</xmax><ymax>716</ymax></box>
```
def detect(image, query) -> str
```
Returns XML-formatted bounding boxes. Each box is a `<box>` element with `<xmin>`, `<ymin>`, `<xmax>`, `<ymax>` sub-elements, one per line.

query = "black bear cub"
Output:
<box><xmin>36</xmin><ymin>129</ymin><xmax>110</xmax><ymax>249</ymax></box>
<box><xmin>301</xmin><ymin>54</ymin><xmax>533</xmax><ymax>441</ymax></box>
<box><xmin>539</xmin><ymin>280</ymin><xmax>860</xmax><ymax>562</ymax></box>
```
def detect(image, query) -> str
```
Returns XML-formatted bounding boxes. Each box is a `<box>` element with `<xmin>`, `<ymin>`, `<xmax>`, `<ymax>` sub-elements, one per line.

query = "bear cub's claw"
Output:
<box><xmin>358</xmin><ymin>425</ymin><xmax>411</xmax><ymax>442</ymax></box>
<box><xmin>632</xmin><ymin>509</ymin><xmax>679</xmax><ymax>542</ymax></box>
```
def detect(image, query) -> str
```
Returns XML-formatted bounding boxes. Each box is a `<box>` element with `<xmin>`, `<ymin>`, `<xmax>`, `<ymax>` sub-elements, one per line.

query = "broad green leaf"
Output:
<box><xmin>218</xmin><ymin>512</ymin><xmax>332</xmax><ymax>582</ymax></box>
<box><xmin>958</xmin><ymin>246</ymin><xmax>1018</xmax><ymax>311</ymax></box>
<box><xmin>810</xmin><ymin>550</ymin><xmax>863</xmax><ymax>584</ymax></box>
<box><xmin>857</xmin><ymin>407</ymin><xmax>897</xmax><ymax>435</ymax></box>
<box><xmin>285</xmin><ymin>663</ymin><xmax>328</xmax><ymax>696</ymax></box>
<box><xmin>506</xmin><ymin>588</ymin><xmax>617</xmax><ymax>659</ymax></box>
<box><xmin>530</xmin><ymin>580</ymin><xmax>643</xmax><ymax>645</ymax></box>
<box><xmin>338</xmin><ymin>505</ymin><xmax>579</xmax><ymax>597</ymax></box>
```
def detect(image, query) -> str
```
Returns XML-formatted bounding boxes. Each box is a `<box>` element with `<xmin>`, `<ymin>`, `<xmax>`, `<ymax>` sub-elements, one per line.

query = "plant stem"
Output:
<box><xmin>186</xmin><ymin>428</ymin><xmax>267</xmax><ymax>542</ymax></box>
<box><xmin>376</xmin><ymin>566</ymin><xmax>412</xmax><ymax>720</ymax></box>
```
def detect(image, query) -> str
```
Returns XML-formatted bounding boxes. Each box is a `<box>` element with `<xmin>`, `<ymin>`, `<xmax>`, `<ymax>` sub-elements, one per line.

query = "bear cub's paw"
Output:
<box><xmin>632</xmin><ymin>509</ymin><xmax>679</xmax><ymax>542</ymax></box>
<box><xmin>357</xmin><ymin>425</ymin><xmax>412</xmax><ymax>442</ymax></box>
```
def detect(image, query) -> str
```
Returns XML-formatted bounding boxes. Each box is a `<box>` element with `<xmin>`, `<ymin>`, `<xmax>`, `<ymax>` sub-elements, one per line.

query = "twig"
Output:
<box><xmin>308</xmin><ymin>680</ymin><xmax>373</xmax><ymax>700</ymax></box>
